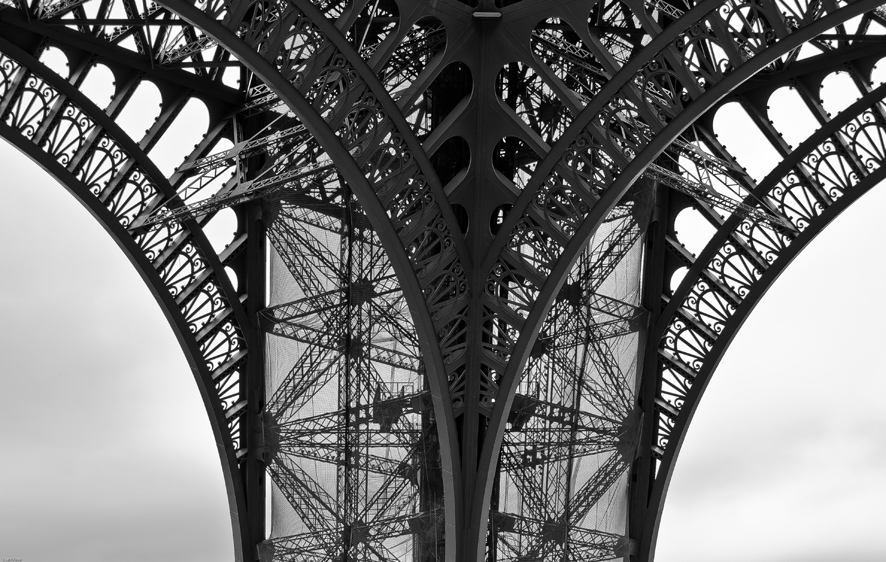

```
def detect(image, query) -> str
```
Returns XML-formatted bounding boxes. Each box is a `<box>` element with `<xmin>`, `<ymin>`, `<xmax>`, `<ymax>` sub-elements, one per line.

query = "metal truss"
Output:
<box><xmin>2</xmin><ymin>0</ymin><xmax>886</xmax><ymax>561</ymax></box>
<box><xmin>259</xmin><ymin>197</ymin><xmax>445</xmax><ymax>561</ymax></box>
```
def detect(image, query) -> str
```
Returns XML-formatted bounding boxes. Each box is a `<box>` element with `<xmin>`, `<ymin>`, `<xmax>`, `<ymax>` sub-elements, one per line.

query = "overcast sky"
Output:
<box><xmin>0</xmin><ymin>141</ymin><xmax>232</xmax><ymax>562</ymax></box>
<box><xmin>654</xmin><ymin>187</ymin><xmax>886</xmax><ymax>560</ymax></box>
<box><xmin>2</xmin><ymin>124</ymin><xmax>886</xmax><ymax>562</ymax></box>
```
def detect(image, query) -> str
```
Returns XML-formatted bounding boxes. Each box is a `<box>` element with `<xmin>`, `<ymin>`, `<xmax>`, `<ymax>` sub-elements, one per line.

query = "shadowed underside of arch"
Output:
<box><xmin>1</xmin><ymin>0</ymin><xmax>886</xmax><ymax>561</ymax></box>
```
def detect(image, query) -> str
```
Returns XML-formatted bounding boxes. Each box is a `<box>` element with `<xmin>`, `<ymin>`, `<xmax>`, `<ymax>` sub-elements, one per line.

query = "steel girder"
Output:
<box><xmin>1</xmin><ymin>0</ymin><xmax>886</xmax><ymax>561</ymax></box>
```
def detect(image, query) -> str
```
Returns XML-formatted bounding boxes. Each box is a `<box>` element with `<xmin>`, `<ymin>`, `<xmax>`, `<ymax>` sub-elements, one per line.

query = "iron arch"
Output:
<box><xmin>0</xmin><ymin>38</ymin><xmax>256</xmax><ymax>559</ymax></box>
<box><xmin>641</xmin><ymin>66</ymin><xmax>886</xmax><ymax>562</ymax></box>
<box><xmin>148</xmin><ymin>2</ymin><xmax>475</xmax><ymax>558</ymax></box>
<box><xmin>473</xmin><ymin>3</ymin><xmax>886</xmax><ymax>559</ymax></box>
<box><xmin>3</xmin><ymin>0</ymin><xmax>886</xmax><ymax>560</ymax></box>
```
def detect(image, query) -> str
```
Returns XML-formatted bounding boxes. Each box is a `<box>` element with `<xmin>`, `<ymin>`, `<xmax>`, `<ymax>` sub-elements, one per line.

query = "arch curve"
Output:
<box><xmin>643</xmin><ymin>64</ymin><xmax>886</xmax><ymax>562</ymax></box>
<box><xmin>472</xmin><ymin>5</ymin><xmax>886</xmax><ymax>560</ymax></box>
<box><xmin>5</xmin><ymin>0</ymin><xmax>886</xmax><ymax>560</ymax></box>
<box><xmin>0</xmin><ymin>40</ymin><xmax>256</xmax><ymax>559</ymax></box>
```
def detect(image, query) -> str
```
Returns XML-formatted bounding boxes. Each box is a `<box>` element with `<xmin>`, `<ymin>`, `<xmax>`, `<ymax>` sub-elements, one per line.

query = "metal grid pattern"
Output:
<box><xmin>1</xmin><ymin>0</ymin><xmax>885</xmax><ymax>560</ymax></box>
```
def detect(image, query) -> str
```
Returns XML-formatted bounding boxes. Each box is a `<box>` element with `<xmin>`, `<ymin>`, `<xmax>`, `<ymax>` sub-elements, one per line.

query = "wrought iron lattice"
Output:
<box><xmin>1</xmin><ymin>0</ymin><xmax>885</xmax><ymax>560</ymax></box>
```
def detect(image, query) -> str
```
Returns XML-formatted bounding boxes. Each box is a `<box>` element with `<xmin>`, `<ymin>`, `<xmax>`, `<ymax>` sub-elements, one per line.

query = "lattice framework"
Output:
<box><xmin>1</xmin><ymin>0</ymin><xmax>885</xmax><ymax>560</ymax></box>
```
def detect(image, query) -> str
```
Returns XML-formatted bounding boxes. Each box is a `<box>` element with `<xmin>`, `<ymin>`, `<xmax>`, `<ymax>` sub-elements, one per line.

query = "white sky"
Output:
<box><xmin>656</xmin><ymin>182</ymin><xmax>886</xmax><ymax>560</ymax></box>
<box><xmin>0</xmin><ymin>142</ymin><xmax>232</xmax><ymax>561</ymax></box>
<box><xmin>1</xmin><ymin>122</ymin><xmax>885</xmax><ymax>561</ymax></box>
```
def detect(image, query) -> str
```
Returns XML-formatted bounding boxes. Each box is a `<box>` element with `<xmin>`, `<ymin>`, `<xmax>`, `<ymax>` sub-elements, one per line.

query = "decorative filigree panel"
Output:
<box><xmin>5</xmin><ymin>0</ymin><xmax>886</xmax><ymax>560</ymax></box>
<box><xmin>0</xmin><ymin>47</ymin><xmax>254</xmax><ymax>562</ymax></box>
<box><xmin>655</xmin><ymin>77</ymin><xmax>886</xmax><ymax>462</ymax></box>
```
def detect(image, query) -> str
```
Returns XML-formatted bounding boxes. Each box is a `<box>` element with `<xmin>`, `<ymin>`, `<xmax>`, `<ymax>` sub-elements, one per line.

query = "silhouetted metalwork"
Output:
<box><xmin>1</xmin><ymin>0</ymin><xmax>885</xmax><ymax>560</ymax></box>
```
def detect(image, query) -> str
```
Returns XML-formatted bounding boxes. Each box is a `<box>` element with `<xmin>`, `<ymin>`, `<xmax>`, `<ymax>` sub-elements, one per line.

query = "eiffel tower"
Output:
<box><xmin>1</xmin><ymin>0</ymin><xmax>885</xmax><ymax>560</ymax></box>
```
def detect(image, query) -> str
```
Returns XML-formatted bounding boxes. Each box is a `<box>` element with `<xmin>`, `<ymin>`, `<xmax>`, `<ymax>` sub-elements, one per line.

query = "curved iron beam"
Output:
<box><xmin>0</xmin><ymin>39</ymin><xmax>254</xmax><ymax>559</ymax></box>
<box><xmin>480</xmin><ymin>0</ymin><xmax>726</xmax><ymax>269</ymax></box>
<box><xmin>153</xmin><ymin>2</ymin><xmax>467</xmax><ymax>556</ymax></box>
<box><xmin>641</xmin><ymin>76</ymin><xmax>886</xmax><ymax>561</ymax></box>
<box><xmin>490</xmin><ymin>0</ymin><xmax>884</xmax><ymax>469</ymax></box>
<box><xmin>471</xmin><ymin>2</ymin><xmax>884</xmax><ymax>559</ymax></box>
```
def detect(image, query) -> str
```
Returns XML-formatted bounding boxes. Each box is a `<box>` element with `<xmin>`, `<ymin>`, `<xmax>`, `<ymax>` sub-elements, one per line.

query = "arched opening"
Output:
<box><xmin>148</xmin><ymin>97</ymin><xmax>210</xmax><ymax>176</ymax></box>
<box><xmin>0</xmin><ymin>141</ymin><xmax>233</xmax><ymax>560</ymax></box>
<box><xmin>655</xmin><ymin>181</ymin><xmax>886</xmax><ymax>561</ymax></box>
<box><xmin>77</xmin><ymin>63</ymin><xmax>116</xmax><ymax>111</ymax></box>
<box><xmin>115</xmin><ymin>79</ymin><xmax>163</xmax><ymax>144</ymax></box>
<box><xmin>712</xmin><ymin>101</ymin><xmax>782</xmax><ymax>181</ymax></box>
<box><xmin>768</xmin><ymin>86</ymin><xmax>820</xmax><ymax>149</ymax></box>
<box><xmin>673</xmin><ymin>206</ymin><xmax>717</xmax><ymax>258</ymax></box>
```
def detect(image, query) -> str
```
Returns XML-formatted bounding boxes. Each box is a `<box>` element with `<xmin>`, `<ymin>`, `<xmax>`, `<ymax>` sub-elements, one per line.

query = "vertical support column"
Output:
<box><xmin>632</xmin><ymin>183</ymin><xmax>668</xmax><ymax>562</ymax></box>
<box><xmin>242</xmin><ymin>197</ymin><xmax>267</xmax><ymax>560</ymax></box>
<box><xmin>238</xmin><ymin>96</ymin><xmax>268</xmax><ymax>559</ymax></box>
